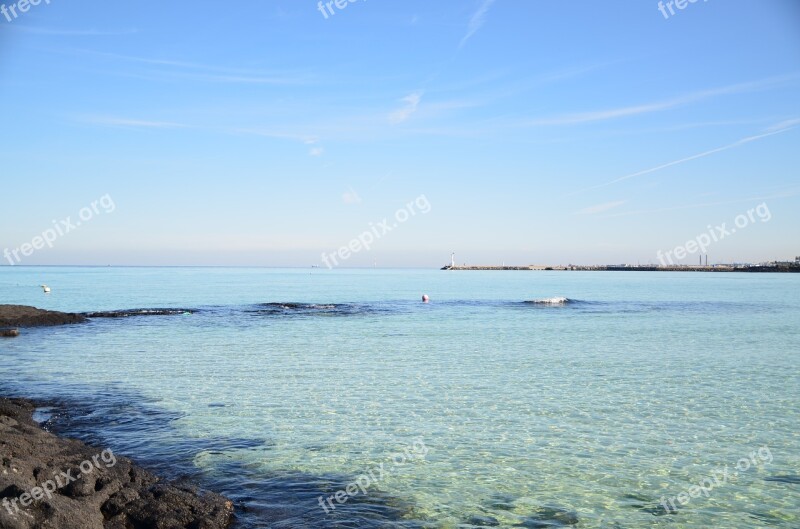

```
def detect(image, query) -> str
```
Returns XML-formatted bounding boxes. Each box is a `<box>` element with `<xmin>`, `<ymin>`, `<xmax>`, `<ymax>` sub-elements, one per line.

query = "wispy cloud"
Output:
<box><xmin>526</xmin><ymin>75</ymin><xmax>799</xmax><ymax>126</ymax></box>
<box><xmin>71</xmin><ymin>50</ymin><xmax>219</xmax><ymax>70</ymax></box>
<box><xmin>600</xmin><ymin>186</ymin><xmax>800</xmax><ymax>219</ymax></box>
<box><xmin>765</xmin><ymin>117</ymin><xmax>800</xmax><ymax>132</ymax></box>
<box><xmin>529</xmin><ymin>100</ymin><xmax>683</xmax><ymax>126</ymax></box>
<box><xmin>179</xmin><ymin>73</ymin><xmax>307</xmax><ymax>85</ymax></box>
<box><xmin>56</xmin><ymin>49</ymin><xmax>313</xmax><ymax>85</ymax></box>
<box><xmin>228</xmin><ymin>128</ymin><xmax>325</xmax><ymax>157</ymax></box>
<box><xmin>575</xmin><ymin>200</ymin><xmax>626</xmax><ymax>215</ymax></box>
<box><xmin>389</xmin><ymin>91</ymin><xmax>423</xmax><ymax>124</ymax></box>
<box><xmin>594</xmin><ymin>118</ymin><xmax>779</xmax><ymax>138</ymax></box>
<box><xmin>79</xmin><ymin>116</ymin><xmax>188</xmax><ymax>129</ymax></box>
<box><xmin>11</xmin><ymin>27</ymin><xmax>138</xmax><ymax>36</ymax></box>
<box><xmin>342</xmin><ymin>188</ymin><xmax>362</xmax><ymax>205</ymax></box>
<box><xmin>231</xmin><ymin>128</ymin><xmax>319</xmax><ymax>144</ymax></box>
<box><xmin>110</xmin><ymin>69</ymin><xmax>308</xmax><ymax>85</ymax></box>
<box><xmin>460</xmin><ymin>0</ymin><xmax>497</xmax><ymax>48</ymax></box>
<box><xmin>571</xmin><ymin>121</ymin><xmax>798</xmax><ymax>195</ymax></box>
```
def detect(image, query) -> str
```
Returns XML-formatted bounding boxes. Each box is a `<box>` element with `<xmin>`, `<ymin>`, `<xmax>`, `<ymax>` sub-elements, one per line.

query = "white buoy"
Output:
<box><xmin>41</xmin><ymin>284</ymin><xmax>51</xmax><ymax>294</ymax></box>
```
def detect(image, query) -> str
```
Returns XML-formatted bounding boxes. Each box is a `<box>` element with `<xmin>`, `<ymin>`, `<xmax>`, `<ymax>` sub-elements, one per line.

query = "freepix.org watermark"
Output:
<box><xmin>2</xmin><ymin>449</ymin><xmax>117</xmax><ymax>516</ymax></box>
<box><xmin>321</xmin><ymin>194</ymin><xmax>431</xmax><ymax>269</ymax></box>
<box><xmin>659</xmin><ymin>445</ymin><xmax>772</xmax><ymax>514</ymax></box>
<box><xmin>656</xmin><ymin>202</ymin><xmax>771</xmax><ymax>266</ymax></box>
<box><xmin>318</xmin><ymin>439</ymin><xmax>427</xmax><ymax>514</ymax></box>
<box><xmin>317</xmin><ymin>0</ymin><xmax>365</xmax><ymax>20</ymax></box>
<box><xmin>1</xmin><ymin>0</ymin><xmax>50</xmax><ymax>23</ymax></box>
<box><xmin>657</xmin><ymin>0</ymin><xmax>708</xmax><ymax>20</ymax></box>
<box><xmin>3</xmin><ymin>194</ymin><xmax>116</xmax><ymax>265</ymax></box>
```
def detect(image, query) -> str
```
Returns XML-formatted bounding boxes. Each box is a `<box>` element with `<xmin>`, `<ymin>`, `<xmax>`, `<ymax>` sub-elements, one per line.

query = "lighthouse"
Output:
<box><xmin>451</xmin><ymin>252</ymin><xmax>455</xmax><ymax>268</ymax></box>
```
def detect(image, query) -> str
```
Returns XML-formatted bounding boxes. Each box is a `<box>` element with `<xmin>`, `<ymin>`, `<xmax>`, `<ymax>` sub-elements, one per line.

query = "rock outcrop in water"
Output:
<box><xmin>0</xmin><ymin>305</ymin><xmax>86</xmax><ymax>328</ymax></box>
<box><xmin>0</xmin><ymin>398</ymin><xmax>234</xmax><ymax>529</ymax></box>
<box><xmin>0</xmin><ymin>306</ymin><xmax>199</xmax><ymax>333</ymax></box>
<box><xmin>82</xmin><ymin>309</ymin><xmax>197</xmax><ymax>318</ymax></box>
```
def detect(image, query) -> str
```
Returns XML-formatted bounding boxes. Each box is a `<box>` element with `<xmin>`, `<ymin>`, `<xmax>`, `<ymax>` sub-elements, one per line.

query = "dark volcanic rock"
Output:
<box><xmin>115</xmin><ymin>483</ymin><xmax>234</xmax><ymax>529</ymax></box>
<box><xmin>83</xmin><ymin>309</ymin><xmax>197</xmax><ymax>318</ymax></box>
<box><xmin>0</xmin><ymin>398</ymin><xmax>233</xmax><ymax>529</ymax></box>
<box><xmin>0</xmin><ymin>305</ymin><xmax>86</xmax><ymax>328</ymax></box>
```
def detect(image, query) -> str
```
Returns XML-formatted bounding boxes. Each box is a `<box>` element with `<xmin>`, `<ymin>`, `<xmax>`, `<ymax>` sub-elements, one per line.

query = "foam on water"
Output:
<box><xmin>526</xmin><ymin>296</ymin><xmax>573</xmax><ymax>305</ymax></box>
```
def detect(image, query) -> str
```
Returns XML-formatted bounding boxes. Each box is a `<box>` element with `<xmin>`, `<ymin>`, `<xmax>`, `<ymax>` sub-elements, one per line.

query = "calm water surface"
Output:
<box><xmin>1</xmin><ymin>267</ymin><xmax>798</xmax><ymax>528</ymax></box>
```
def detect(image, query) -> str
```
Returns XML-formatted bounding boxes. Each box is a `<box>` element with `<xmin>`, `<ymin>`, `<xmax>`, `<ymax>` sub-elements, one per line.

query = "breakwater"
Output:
<box><xmin>441</xmin><ymin>263</ymin><xmax>800</xmax><ymax>272</ymax></box>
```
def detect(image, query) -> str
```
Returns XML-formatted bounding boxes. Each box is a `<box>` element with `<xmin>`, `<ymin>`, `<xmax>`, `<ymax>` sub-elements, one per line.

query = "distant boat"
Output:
<box><xmin>41</xmin><ymin>285</ymin><xmax>51</xmax><ymax>294</ymax></box>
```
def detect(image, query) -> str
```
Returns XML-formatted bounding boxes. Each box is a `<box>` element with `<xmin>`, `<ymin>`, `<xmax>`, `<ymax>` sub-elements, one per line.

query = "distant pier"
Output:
<box><xmin>441</xmin><ymin>263</ymin><xmax>800</xmax><ymax>273</ymax></box>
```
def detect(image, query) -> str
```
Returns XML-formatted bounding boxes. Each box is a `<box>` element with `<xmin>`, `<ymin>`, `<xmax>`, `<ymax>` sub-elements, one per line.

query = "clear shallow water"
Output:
<box><xmin>1</xmin><ymin>267</ymin><xmax>799</xmax><ymax>528</ymax></box>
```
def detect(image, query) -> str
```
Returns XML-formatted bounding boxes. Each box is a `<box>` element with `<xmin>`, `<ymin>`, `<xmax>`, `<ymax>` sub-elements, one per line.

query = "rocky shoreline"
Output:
<box><xmin>1</xmin><ymin>305</ymin><xmax>236</xmax><ymax>527</ymax></box>
<box><xmin>0</xmin><ymin>397</ymin><xmax>234</xmax><ymax>529</ymax></box>
<box><xmin>0</xmin><ymin>305</ymin><xmax>198</xmax><ymax>337</ymax></box>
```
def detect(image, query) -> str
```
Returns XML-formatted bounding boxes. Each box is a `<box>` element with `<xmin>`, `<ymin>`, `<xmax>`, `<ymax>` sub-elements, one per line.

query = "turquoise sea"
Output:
<box><xmin>1</xmin><ymin>267</ymin><xmax>799</xmax><ymax>528</ymax></box>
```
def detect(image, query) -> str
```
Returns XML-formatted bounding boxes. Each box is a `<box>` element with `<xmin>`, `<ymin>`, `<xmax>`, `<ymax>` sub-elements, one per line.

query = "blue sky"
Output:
<box><xmin>1</xmin><ymin>0</ymin><xmax>798</xmax><ymax>267</ymax></box>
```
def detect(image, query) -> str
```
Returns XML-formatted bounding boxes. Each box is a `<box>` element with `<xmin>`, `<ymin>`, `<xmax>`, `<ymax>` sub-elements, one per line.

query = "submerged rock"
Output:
<box><xmin>466</xmin><ymin>514</ymin><xmax>500</xmax><ymax>526</ymax></box>
<box><xmin>517</xmin><ymin>506</ymin><xmax>579</xmax><ymax>527</ymax></box>
<box><xmin>485</xmin><ymin>493</ymin><xmax>517</xmax><ymax>511</ymax></box>
<box><xmin>764</xmin><ymin>475</ymin><xmax>800</xmax><ymax>484</ymax></box>
<box><xmin>618</xmin><ymin>492</ymin><xmax>677</xmax><ymax>516</ymax></box>
<box><xmin>83</xmin><ymin>308</ymin><xmax>197</xmax><ymax>318</ymax></box>
<box><xmin>0</xmin><ymin>327</ymin><xmax>20</xmax><ymax>337</ymax></box>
